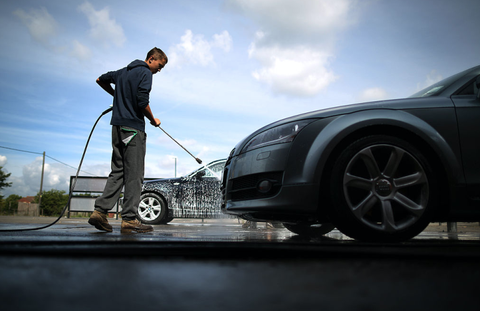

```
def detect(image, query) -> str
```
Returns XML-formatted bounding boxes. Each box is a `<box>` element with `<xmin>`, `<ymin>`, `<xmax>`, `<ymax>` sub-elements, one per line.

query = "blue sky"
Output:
<box><xmin>0</xmin><ymin>0</ymin><xmax>479</xmax><ymax>197</ymax></box>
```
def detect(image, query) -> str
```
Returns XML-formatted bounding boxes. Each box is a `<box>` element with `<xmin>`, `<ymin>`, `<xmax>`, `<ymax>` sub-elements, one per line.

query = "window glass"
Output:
<box><xmin>204</xmin><ymin>162</ymin><xmax>225</xmax><ymax>178</ymax></box>
<box><xmin>456</xmin><ymin>76</ymin><xmax>480</xmax><ymax>96</ymax></box>
<box><xmin>409</xmin><ymin>70</ymin><xmax>469</xmax><ymax>98</ymax></box>
<box><xmin>457</xmin><ymin>80</ymin><xmax>474</xmax><ymax>95</ymax></box>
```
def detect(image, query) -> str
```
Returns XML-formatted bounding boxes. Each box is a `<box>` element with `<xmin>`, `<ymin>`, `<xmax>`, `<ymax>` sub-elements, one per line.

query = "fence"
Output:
<box><xmin>68</xmin><ymin>176</ymin><xmax>121</xmax><ymax>218</ymax></box>
<box><xmin>67</xmin><ymin>176</ymin><xmax>159</xmax><ymax>218</ymax></box>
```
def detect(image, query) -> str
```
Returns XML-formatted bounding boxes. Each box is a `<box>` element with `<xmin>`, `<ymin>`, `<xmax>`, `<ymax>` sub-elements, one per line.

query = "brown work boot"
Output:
<box><xmin>88</xmin><ymin>210</ymin><xmax>113</xmax><ymax>232</ymax></box>
<box><xmin>121</xmin><ymin>219</ymin><xmax>154</xmax><ymax>234</ymax></box>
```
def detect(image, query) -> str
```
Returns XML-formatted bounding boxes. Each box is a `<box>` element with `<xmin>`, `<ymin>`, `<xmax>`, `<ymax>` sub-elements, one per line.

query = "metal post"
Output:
<box><xmin>447</xmin><ymin>222</ymin><xmax>457</xmax><ymax>233</ymax></box>
<box><xmin>38</xmin><ymin>152</ymin><xmax>45</xmax><ymax>214</ymax></box>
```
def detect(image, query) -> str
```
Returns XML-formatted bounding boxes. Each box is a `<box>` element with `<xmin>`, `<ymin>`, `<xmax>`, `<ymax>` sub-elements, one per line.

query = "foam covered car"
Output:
<box><xmin>221</xmin><ymin>65</ymin><xmax>480</xmax><ymax>242</ymax></box>
<box><xmin>138</xmin><ymin>159</ymin><xmax>226</xmax><ymax>224</ymax></box>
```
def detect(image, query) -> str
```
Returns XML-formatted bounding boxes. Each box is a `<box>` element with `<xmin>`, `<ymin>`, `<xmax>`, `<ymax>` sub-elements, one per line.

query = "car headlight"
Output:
<box><xmin>242</xmin><ymin>120</ymin><xmax>314</xmax><ymax>153</ymax></box>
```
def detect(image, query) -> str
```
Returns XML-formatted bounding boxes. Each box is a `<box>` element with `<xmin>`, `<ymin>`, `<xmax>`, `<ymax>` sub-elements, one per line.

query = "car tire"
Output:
<box><xmin>328</xmin><ymin>135</ymin><xmax>437</xmax><ymax>242</ymax></box>
<box><xmin>137</xmin><ymin>192</ymin><xmax>170</xmax><ymax>224</ymax></box>
<box><xmin>283</xmin><ymin>222</ymin><xmax>335</xmax><ymax>237</ymax></box>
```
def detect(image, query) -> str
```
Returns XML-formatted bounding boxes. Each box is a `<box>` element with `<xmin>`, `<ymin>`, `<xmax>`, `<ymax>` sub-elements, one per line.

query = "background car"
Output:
<box><xmin>138</xmin><ymin>159</ymin><xmax>226</xmax><ymax>224</ymax></box>
<box><xmin>221</xmin><ymin>65</ymin><xmax>480</xmax><ymax>242</ymax></box>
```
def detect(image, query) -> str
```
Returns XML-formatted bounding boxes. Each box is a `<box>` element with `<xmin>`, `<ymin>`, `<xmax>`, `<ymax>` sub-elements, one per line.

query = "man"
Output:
<box><xmin>88</xmin><ymin>47</ymin><xmax>168</xmax><ymax>233</ymax></box>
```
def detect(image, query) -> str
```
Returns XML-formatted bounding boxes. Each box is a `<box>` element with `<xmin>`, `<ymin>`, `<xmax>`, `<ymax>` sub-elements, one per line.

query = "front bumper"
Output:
<box><xmin>222</xmin><ymin>182</ymin><xmax>321</xmax><ymax>222</ymax></box>
<box><xmin>221</xmin><ymin>143</ymin><xmax>321</xmax><ymax>223</ymax></box>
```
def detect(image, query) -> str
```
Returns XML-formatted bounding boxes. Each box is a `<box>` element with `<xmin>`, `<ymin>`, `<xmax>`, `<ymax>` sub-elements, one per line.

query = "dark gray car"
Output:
<box><xmin>221</xmin><ymin>65</ymin><xmax>480</xmax><ymax>242</ymax></box>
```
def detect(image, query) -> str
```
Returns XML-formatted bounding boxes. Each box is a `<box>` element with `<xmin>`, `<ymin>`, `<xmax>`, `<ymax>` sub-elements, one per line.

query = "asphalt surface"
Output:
<box><xmin>1</xmin><ymin>216</ymin><xmax>480</xmax><ymax>311</ymax></box>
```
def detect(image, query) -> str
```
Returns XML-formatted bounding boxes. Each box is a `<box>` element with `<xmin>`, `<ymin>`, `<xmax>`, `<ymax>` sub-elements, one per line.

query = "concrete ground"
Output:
<box><xmin>1</xmin><ymin>216</ymin><xmax>479</xmax><ymax>311</ymax></box>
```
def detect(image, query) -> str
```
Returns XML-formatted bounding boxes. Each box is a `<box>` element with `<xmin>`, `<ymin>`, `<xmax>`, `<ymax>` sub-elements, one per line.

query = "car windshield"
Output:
<box><xmin>188</xmin><ymin>161</ymin><xmax>225</xmax><ymax>179</ymax></box>
<box><xmin>409</xmin><ymin>70</ymin><xmax>468</xmax><ymax>98</ymax></box>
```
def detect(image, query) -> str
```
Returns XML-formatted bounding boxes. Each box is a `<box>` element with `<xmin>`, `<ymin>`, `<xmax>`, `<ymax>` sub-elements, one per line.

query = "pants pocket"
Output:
<box><xmin>120</xmin><ymin>127</ymin><xmax>138</xmax><ymax>146</ymax></box>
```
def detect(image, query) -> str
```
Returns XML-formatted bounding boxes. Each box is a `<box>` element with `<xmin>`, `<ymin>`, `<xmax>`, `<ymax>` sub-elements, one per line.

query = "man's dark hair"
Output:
<box><xmin>146</xmin><ymin>47</ymin><xmax>168</xmax><ymax>63</ymax></box>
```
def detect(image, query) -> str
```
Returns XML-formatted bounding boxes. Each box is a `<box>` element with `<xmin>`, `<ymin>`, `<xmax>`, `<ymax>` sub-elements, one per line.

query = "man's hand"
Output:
<box><xmin>143</xmin><ymin>104</ymin><xmax>160</xmax><ymax>127</ymax></box>
<box><xmin>151</xmin><ymin>118</ymin><xmax>161</xmax><ymax>127</ymax></box>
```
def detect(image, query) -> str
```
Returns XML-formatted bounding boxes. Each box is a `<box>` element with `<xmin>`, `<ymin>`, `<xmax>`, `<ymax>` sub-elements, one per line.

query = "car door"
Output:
<box><xmin>451</xmin><ymin>76</ymin><xmax>480</xmax><ymax>206</ymax></box>
<box><xmin>176</xmin><ymin>161</ymin><xmax>225</xmax><ymax>217</ymax></box>
<box><xmin>177</xmin><ymin>173</ymin><xmax>199</xmax><ymax>218</ymax></box>
<box><xmin>192</xmin><ymin>161</ymin><xmax>225</xmax><ymax>218</ymax></box>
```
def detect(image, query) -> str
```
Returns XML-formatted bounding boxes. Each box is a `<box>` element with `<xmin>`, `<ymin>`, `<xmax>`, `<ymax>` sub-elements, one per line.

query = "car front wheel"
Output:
<box><xmin>328</xmin><ymin>135</ymin><xmax>436</xmax><ymax>242</ymax></box>
<box><xmin>137</xmin><ymin>192</ymin><xmax>170</xmax><ymax>224</ymax></box>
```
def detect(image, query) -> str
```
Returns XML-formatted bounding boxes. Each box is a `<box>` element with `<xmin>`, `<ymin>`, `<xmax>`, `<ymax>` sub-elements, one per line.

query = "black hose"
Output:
<box><xmin>0</xmin><ymin>107</ymin><xmax>113</xmax><ymax>232</ymax></box>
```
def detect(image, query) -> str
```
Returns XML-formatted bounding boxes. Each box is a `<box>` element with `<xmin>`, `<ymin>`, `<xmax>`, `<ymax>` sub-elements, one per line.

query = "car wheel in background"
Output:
<box><xmin>283</xmin><ymin>222</ymin><xmax>335</xmax><ymax>237</ymax></box>
<box><xmin>137</xmin><ymin>192</ymin><xmax>169</xmax><ymax>224</ymax></box>
<box><xmin>328</xmin><ymin>135</ymin><xmax>437</xmax><ymax>242</ymax></box>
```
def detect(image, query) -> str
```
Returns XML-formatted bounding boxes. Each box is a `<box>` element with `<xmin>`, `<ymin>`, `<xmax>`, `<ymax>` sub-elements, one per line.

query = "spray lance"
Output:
<box><xmin>157</xmin><ymin>126</ymin><xmax>202</xmax><ymax>164</ymax></box>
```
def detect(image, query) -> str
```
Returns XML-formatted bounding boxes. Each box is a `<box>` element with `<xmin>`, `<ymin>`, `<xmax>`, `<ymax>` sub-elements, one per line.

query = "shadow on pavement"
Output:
<box><xmin>1</xmin><ymin>216</ymin><xmax>479</xmax><ymax>311</ymax></box>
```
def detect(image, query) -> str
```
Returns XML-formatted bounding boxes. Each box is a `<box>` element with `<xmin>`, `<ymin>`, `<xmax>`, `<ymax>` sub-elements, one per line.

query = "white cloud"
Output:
<box><xmin>249</xmin><ymin>40</ymin><xmax>337</xmax><ymax>96</ymax></box>
<box><xmin>70</xmin><ymin>40</ymin><xmax>92</xmax><ymax>61</ymax></box>
<box><xmin>78</xmin><ymin>1</ymin><xmax>126</xmax><ymax>48</ymax></box>
<box><xmin>13</xmin><ymin>7</ymin><xmax>59</xmax><ymax>49</ymax></box>
<box><xmin>212</xmin><ymin>30</ymin><xmax>233</xmax><ymax>52</ymax></box>
<box><xmin>23</xmin><ymin>158</ymin><xmax>71</xmax><ymax>190</ymax></box>
<box><xmin>357</xmin><ymin>87</ymin><xmax>389</xmax><ymax>102</ymax></box>
<box><xmin>0</xmin><ymin>155</ymin><xmax>6</xmax><ymax>167</ymax></box>
<box><xmin>144</xmin><ymin>154</ymin><xmax>191</xmax><ymax>179</ymax></box>
<box><xmin>168</xmin><ymin>29</ymin><xmax>232</xmax><ymax>68</ymax></box>
<box><xmin>5</xmin><ymin>176</ymin><xmax>31</xmax><ymax>197</ymax></box>
<box><xmin>226</xmin><ymin>0</ymin><xmax>357</xmax><ymax>97</ymax></box>
<box><xmin>3</xmin><ymin>158</ymin><xmax>44</xmax><ymax>197</ymax></box>
<box><xmin>13</xmin><ymin>5</ymin><xmax>95</xmax><ymax>63</ymax></box>
<box><xmin>226</xmin><ymin>0</ymin><xmax>355</xmax><ymax>46</ymax></box>
<box><xmin>1</xmin><ymin>157</ymin><xmax>75</xmax><ymax>197</ymax></box>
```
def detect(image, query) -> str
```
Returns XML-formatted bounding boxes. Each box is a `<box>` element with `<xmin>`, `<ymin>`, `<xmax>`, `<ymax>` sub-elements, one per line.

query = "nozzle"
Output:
<box><xmin>196</xmin><ymin>158</ymin><xmax>202</xmax><ymax>164</ymax></box>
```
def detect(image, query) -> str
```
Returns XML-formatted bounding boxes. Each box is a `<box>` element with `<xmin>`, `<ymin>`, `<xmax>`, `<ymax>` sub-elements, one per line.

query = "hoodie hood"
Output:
<box><xmin>127</xmin><ymin>59</ymin><xmax>149</xmax><ymax>70</ymax></box>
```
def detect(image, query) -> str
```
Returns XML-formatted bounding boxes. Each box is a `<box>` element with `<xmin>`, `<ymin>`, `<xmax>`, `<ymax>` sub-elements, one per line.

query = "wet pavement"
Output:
<box><xmin>1</xmin><ymin>216</ymin><xmax>480</xmax><ymax>311</ymax></box>
<box><xmin>2</xmin><ymin>216</ymin><xmax>480</xmax><ymax>241</ymax></box>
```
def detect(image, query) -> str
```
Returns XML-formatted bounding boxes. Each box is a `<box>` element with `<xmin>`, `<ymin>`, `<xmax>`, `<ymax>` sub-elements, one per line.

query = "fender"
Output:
<box><xmin>285</xmin><ymin>109</ymin><xmax>464</xmax><ymax>189</ymax></box>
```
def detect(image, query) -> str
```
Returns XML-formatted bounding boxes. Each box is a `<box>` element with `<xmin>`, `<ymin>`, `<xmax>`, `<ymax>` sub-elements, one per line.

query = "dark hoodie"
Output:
<box><xmin>98</xmin><ymin>59</ymin><xmax>153</xmax><ymax>132</ymax></box>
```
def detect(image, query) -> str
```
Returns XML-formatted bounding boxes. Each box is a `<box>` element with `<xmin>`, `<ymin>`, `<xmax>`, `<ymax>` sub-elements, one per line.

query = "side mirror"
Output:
<box><xmin>195</xmin><ymin>170</ymin><xmax>206</xmax><ymax>179</ymax></box>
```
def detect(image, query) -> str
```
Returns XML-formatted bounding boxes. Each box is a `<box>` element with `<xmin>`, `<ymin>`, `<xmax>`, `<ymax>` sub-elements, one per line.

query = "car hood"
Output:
<box><xmin>233</xmin><ymin>96</ymin><xmax>453</xmax><ymax>152</ymax></box>
<box><xmin>144</xmin><ymin>176</ymin><xmax>184</xmax><ymax>185</ymax></box>
<box><xmin>274</xmin><ymin>96</ymin><xmax>450</xmax><ymax>125</ymax></box>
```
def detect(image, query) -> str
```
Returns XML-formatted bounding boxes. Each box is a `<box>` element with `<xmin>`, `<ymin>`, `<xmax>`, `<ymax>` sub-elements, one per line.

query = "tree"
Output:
<box><xmin>2</xmin><ymin>194</ymin><xmax>22</xmax><ymax>215</ymax></box>
<box><xmin>0</xmin><ymin>166</ymin><xmax>12</xmax><ymax>208</ymax></box>
<box><xmin>0</xmin><ymin>166</ymin><xmax>12</xmax><ymax>192</ymax></box>
<box><xmin>34</xmin><ymin>189</ymin><xmax>69</xmax><ymax>216</ymax></box>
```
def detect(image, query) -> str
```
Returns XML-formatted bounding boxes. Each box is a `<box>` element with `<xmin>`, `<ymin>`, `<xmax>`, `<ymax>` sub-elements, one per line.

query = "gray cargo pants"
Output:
<box><xmin>94</xmin><ymin>125</ymin><xmax>146</xmax><ymax>221</ymax></box>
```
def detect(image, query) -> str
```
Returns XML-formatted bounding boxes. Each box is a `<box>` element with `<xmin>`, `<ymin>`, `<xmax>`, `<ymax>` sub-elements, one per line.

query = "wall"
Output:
<box><xmin>17</xmin><ymin>202</ymin><xmax>39</xmax><ymax>216</ymax></box>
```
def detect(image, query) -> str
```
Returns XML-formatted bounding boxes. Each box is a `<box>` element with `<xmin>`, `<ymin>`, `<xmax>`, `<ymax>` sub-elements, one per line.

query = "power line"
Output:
<box><xmin>45</xmin><ymin>155</ymin><xmax>95</xmax><ymax>176</ymax></box>
<box><xmin>0</xmin><ymin>145</ymin><xmax>95</xmax><ymax>176</ymax></box>
<box><xmin>0</xmin><ymin>145</ymin><xmax>42</xmax><ymax>155</ymax></box>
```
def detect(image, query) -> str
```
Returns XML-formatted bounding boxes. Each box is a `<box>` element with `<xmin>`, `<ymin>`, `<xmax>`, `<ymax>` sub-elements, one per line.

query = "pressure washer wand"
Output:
<box><xmin>158</xmin><ymin>126</ymin><xmax>202</xmax><ymax>164</ymax></box>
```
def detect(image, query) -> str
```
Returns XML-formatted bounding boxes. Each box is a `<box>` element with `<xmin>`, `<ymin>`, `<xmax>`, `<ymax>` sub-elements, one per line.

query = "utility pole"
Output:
<box><xmin>38</xmin><ymin>151</ymin><xmax>45</xmax><ymax>215</ymax></box>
